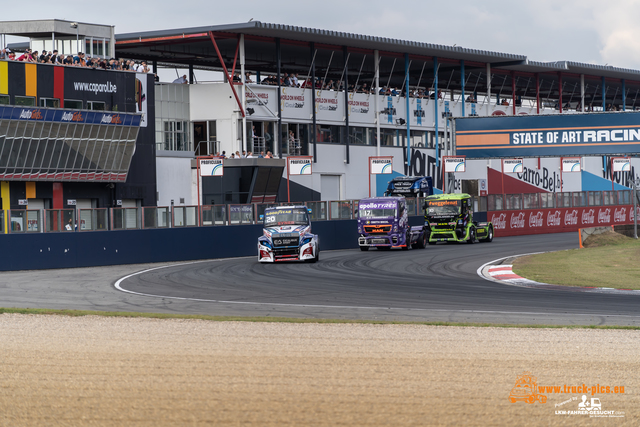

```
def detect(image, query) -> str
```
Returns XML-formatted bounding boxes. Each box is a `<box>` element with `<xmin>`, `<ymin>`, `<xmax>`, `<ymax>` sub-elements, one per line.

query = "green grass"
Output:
<box><xmin>1</xmin><ymin>307</ymin><xmax>640</xmax><ymax>330</ymax></box>
<box><xmin>513</xmin><ymin>232</ymin><xmax>640</xmax><ymax>289</ymax></box>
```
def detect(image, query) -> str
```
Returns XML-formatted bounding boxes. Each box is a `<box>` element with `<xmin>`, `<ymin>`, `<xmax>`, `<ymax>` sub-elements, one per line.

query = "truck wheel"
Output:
<box><xmin>402</xmin><ymin>232</ymin><xmax>410</xmax><ymax>250</ymax></box>
<box><xmin>467</xmin><ymin>227</ymin><xmax>476</xmax><ymax>244</ymax></box>
<box><xmin>360</xmin><ymin>246</ymin><xmax>369</xmax><ymax>251</ymax></box>
<box><xmin>481</xmin><ymin>226</ymin><xmax>494</xmax><ymax>243</ymax></box>
<box><xmin>416</xmin><ymin>233</ymin><xmax>427</xmax><ymax>249</ymax></box>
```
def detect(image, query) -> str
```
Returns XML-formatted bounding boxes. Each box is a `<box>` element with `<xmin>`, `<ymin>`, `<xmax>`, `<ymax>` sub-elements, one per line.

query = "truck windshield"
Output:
<box><xmin>264</xmin><ymin>208</ymin><xmax>309</xmax><ymax>226</ymax></box>
<box><xmin>425</xmin><ymin>200</ymin><xmax>461</xmax><ymax>216</ymax></box>
<box><xmin>359</xmin><ymin>207</ymin><xmax>396</xmax><ymax>218</ymax></box>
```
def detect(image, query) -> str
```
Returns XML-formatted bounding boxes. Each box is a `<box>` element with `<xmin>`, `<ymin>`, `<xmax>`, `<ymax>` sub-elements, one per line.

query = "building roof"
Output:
<box><xmin>0</xmin><ymin>19</ymin><xmax>113</xmax><ymax>39</ymax></box>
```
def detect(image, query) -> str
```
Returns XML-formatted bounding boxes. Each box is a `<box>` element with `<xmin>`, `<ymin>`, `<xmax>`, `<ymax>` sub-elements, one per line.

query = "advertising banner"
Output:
<box><xmin>280</xmin><ymin>87</ymin><xmax>312</xmax><ymax>121</ymax></box>
<box><xmin>503</xmin><ymin>159</ymin><xmax>523</xmax><ymax>174</ymax></box>
<box><xmin>199</xmin><ymin>158</ymin><xmax>223</xmax><ymax>176</ymax></box>
<box><xmin>370</xmin><ymin>156</ymin><xmax>393</xmax><ymax>174</ymax></box>
<box><xmin>348</xmin><ymin>92</ymin><xmax>376</xmax><ymax>124</ymax></box>
<box><xmin>612</xmin><ymin>157</ymin><xmax>631</xmax><ymax>172</ymax></box>
<box><xmin>489</xmin><ymin>205</ymin><xmax>637</xmax><ymax>237</ymax></box>
<box><xmin>455</xmin><ymin>112</ymin><xmax>640</xmax><ymax>158</ymax></box>
<box><xmin>245</xmin><ymin>85</ymin><xmax>276</xmax><ymax>120</ymax></box>
<box><xmin>562</xmin><ymin>158</ymin><xmax>581</xmax><ymax>172</ymax></box>
<box><xmin>288</xmin><ymin>157</ymin><xmax>312</xmax><ymax>175</ymax></box>
<box><xmin>444</xmin><ymin>157</ymin><xmax>466</xmax><ymax>173</ymax></box>
<box><xmin>315</xmin><ymin>90</ymin><xmax>344</xmax><ymax>122</ymax></box>
<box><xmin>1</xmin><ymin>105</ymin><xmax>141</xmax><ymax>126</ymax></box>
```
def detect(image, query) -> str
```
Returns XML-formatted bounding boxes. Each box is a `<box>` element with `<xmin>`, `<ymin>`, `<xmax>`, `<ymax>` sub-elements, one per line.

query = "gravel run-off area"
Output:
<box><xmin>1</xmin><ymin>314</ymin><xmax>638</xmax><ymax>426</ymax></box>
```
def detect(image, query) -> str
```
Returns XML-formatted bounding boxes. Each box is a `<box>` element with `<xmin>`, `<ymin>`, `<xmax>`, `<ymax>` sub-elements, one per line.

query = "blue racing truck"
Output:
<box><xmin>385</xmin><ymin>176</ymin><xmax>433</xmax><ymax>198</ymax></box>
<box><xmin>357</xmin><ymin>197</ymin><xmax>428</xmax><ymax>250</ymax></box>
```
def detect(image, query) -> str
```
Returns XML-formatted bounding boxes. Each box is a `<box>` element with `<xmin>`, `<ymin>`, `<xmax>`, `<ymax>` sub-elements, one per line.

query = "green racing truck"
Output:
<box><xmin>423</xmin><ymin>193</ymin><xmax>494</xmax><ymax>244</ymax></box>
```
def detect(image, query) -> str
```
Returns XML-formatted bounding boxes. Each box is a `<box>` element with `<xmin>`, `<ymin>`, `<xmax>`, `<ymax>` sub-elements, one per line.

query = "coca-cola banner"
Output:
<box><xmin>488</xmin><ymin>205</ymin><xmax>640</xmax><ymax>237</ymax></box>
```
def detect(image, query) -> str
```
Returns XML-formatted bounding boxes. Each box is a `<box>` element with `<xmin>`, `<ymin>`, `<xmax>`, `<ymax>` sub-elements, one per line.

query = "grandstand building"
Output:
<box><xmin>1</xmin><ymin>20</ymin><xmax>639</xmax><ymax>222</ymax></box>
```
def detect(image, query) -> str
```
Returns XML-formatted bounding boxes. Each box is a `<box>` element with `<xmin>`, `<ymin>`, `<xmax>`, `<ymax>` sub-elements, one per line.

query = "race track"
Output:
<box><xmin>2</xmin><ymin>232</ymin><xmax>639</xmax><ymax>326</ymax></box>
<box><xmin>110</xmin><ymin>232</ymin><xmax>640</xmax><ymax>326</ymax></box>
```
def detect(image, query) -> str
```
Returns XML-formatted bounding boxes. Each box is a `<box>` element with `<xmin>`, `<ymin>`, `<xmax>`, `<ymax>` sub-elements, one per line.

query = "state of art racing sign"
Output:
<box><xmin>455</xmin><ymin>112</ymin><xmax>640</xmax><ymax>158</ymax></box>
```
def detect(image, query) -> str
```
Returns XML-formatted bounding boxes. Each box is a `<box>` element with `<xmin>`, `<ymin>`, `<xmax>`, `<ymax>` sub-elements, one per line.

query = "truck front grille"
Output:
<box><xmin>363</xmin><ymin>225</ymin><xmax>392</xmax><ymax>234</ymax></box>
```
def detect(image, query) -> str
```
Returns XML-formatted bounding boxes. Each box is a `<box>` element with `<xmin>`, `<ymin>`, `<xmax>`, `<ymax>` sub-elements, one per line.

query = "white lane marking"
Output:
<box><xmin>114</xmin><ymin>259</ymin><xmax>640</xmax><ymax>319</ymax></box>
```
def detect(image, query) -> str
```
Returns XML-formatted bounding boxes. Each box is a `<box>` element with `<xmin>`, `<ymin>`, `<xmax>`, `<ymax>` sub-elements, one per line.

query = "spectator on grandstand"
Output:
<box><xmin>501</xmin><ymin>98</ymin><xmax>509</xmax><ymax>106</ymax></box>
<box><xmin>233</xmin><ymin>72</ymin><xmax>242</xmax><ymax>82</ymax></box>
<box><xmin>73</xmin><ymin>52</ymin><xmax>86</xmax><ymax>67</ymax></box>
<box><xmin>17</xmin><ymin>49</ymin><xmax>34</xmax><ymax>62</ymax></box>
<box><xmin>466</xmin><ymin>94</ymin><xmax>476</xmax><ymax>102</ymax></box>
<box><xmin>245</xmin><ymin>72</ymin><xmax>253</xmax><ymax>83</ymax></box>
<box><xmin>173</xmin><ymin>74</ymin><xmax>188</xmax><ymax>84</ymax></box>
<box><xmin>0</xmin><ymin>48</ymin><xmax>7</xmax><ymax>60</ymax></box>
<box><xmin>292</xmin><ymin>73</ymin><xmax>299</xmax><ymax>87</ymax></box>
<box><xmin>265</xmin><ymin>151</ymin><xmax>273</xmax><ymax>158</ymax></box>
<box><xmin>139</xmin><ymin>61</ymin><xmax>150</xmax><ymax>73</ymax></box>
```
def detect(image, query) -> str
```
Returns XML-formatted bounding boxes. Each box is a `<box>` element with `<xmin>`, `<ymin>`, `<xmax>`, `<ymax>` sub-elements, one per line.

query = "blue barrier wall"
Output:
<box><xmin>1</xmin><ymin>219</ymin><xmax>365</xmax><ymax>271</ymax></box>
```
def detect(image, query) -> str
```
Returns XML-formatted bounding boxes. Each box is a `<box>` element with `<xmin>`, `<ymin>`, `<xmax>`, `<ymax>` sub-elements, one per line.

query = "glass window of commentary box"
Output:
<box><xmin>201</xmin><ymin>205</ymin><xmax>227</xmax><ymax>226</ymax></box>
<box><xmin>15</xmin><ymin>96</ymin><xmax>35</xmax><ymax>106</ymax></box>
<box><xmin>39</xmin><ymin>98</ymin><xmax>60</xmax><ymax>109</ymax></box>
<box><xmin>0</xmin><ymin>95</ymin><xmax>9</xmax><ymax>105</ymax></box>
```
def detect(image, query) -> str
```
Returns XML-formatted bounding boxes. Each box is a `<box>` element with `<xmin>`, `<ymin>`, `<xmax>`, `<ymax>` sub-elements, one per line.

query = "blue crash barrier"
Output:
<box><xmin>0</xmin><ymin>218</ymin><xmax>375</xmax><ymax>271</ymax></box>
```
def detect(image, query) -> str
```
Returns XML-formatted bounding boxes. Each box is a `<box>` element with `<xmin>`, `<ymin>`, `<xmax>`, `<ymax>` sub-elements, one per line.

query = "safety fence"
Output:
<box><xmin>3</xmin><ymin>189</ymin><xmax>638</xmax><ymax>234</ymax></box>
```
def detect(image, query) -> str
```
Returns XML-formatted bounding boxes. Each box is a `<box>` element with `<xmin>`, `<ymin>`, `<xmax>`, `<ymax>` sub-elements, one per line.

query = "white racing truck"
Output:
<box><xmin>257</xmin><ymin>206</ymin><xmax>319</xmax><ymax>263</ymax></box>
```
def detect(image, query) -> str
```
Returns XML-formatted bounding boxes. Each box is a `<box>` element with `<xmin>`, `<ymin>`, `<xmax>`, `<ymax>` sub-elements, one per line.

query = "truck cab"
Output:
<box><xmin>385</xmin><ymin>176</ymin><xmax>433</xmax><ymax>198</ymax></box>
<box><xmin>257</xmin><ymin>206</ymin><xmax>319</xmax><ymax>263</ymax></box>
<box><xmin>357</xmin><ymin>197</ymin><xmax>427</xmax><ymax>250</ymax></box>
<box><xmin>424</xmin><ymin>193</ymin><xmax>493</xmax><ymax>244</ymax></box>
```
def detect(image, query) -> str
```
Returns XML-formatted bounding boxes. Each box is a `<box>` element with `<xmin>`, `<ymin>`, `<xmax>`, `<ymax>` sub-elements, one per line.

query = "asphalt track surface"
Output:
<box><xmin>3</xmin><ymin>232</ymin><xmax>640</xmax><ymax>326</ymax></box>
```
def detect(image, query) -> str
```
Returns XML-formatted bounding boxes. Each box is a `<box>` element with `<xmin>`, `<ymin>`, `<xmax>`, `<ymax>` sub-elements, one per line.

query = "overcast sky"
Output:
<box><xmin>4</xmin><ymin>0</ymin><xmax>640</xmax><ymax>70</ymax></box>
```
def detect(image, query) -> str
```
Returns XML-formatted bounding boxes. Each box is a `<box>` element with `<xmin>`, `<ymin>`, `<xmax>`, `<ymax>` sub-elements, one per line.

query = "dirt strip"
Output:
<box><xmin>0</xmin><ymin>314</ymin><xmax>638</xmax><ymax>426</ymax></box>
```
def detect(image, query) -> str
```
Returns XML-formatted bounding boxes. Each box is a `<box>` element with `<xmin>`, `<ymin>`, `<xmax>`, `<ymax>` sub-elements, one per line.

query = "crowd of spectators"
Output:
<box><xmin>0</xmin><ymin>47</ymin><xmax>151</xmax><ymax>72</ymax></box>
<box><xmin>215</xmin><ymin>150</ymin><xmax>275</xmax><ymax>159</ymax></box>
